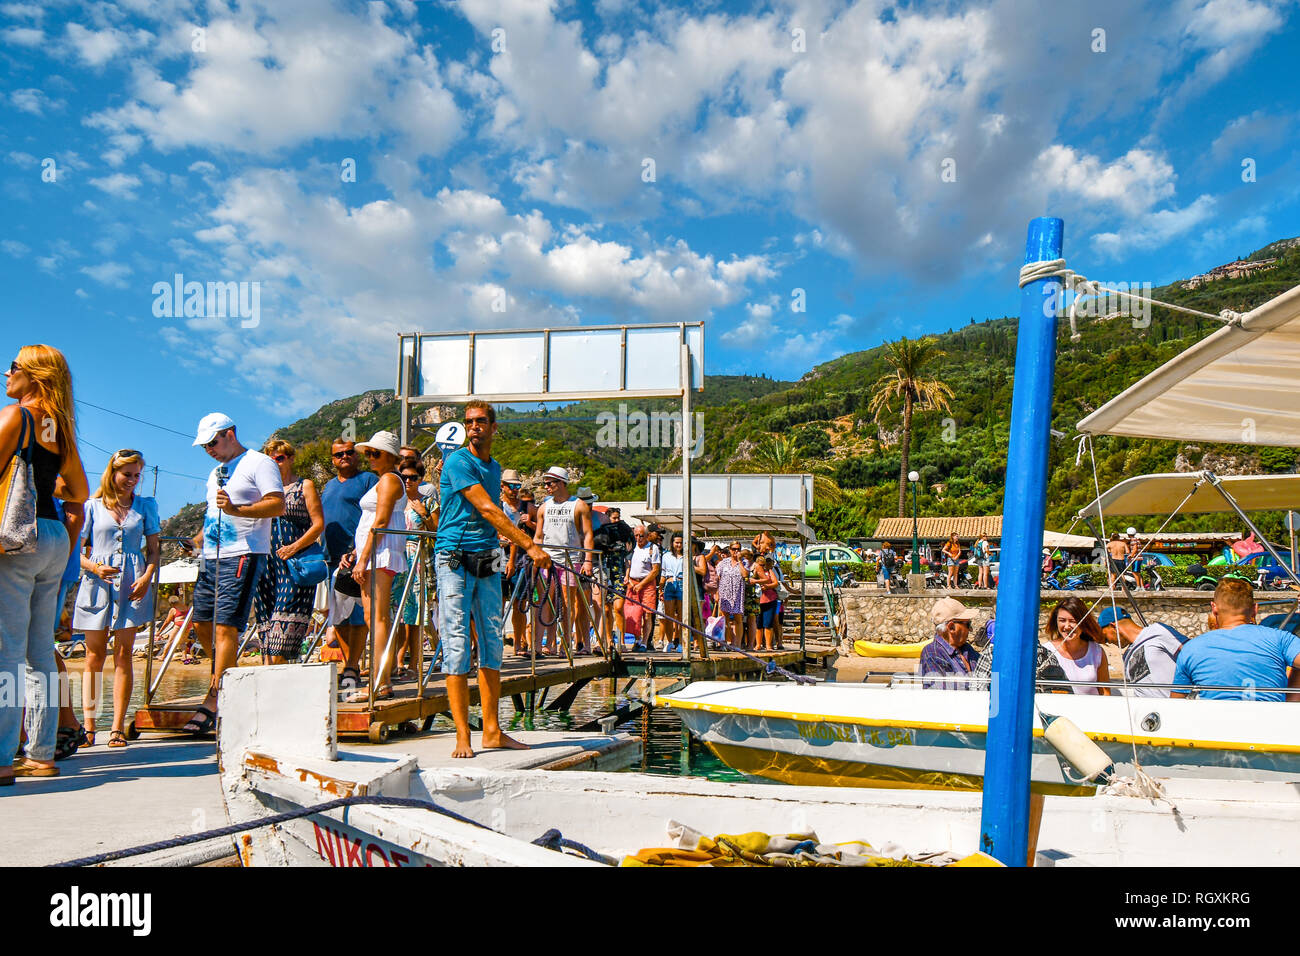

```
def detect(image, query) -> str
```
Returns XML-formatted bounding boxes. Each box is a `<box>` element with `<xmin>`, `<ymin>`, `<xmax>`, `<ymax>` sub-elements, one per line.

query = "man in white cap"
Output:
<box><xmin>184</xmin><ymin>413</ymin><xmax>284</xmax><ymax>734</ymax></box>
<box><xmin>533</xmin><ymin>466</ymin><xmax>596</xmax><ymax>654</ymax></box>
<box><xmin>918</xmin><ymin>596</ymin><xmax>980</xmax><ymax>690</ymax></box>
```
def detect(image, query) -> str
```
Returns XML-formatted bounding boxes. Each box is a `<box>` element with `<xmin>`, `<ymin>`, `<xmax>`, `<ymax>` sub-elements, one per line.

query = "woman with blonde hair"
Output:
<box><xmin>1</xmin><ymin>345</ymin><xmax>89</xmax><ymax>784</ymax></box>
<box><xmin>73</xmin><ymin>449</ymin><xmax>160</xmax><ymax>747</ymax></box>
<box><xmin>254</xmin><ymin>439</ymin><xmax>325</xmax><ymax>664</ymax></box>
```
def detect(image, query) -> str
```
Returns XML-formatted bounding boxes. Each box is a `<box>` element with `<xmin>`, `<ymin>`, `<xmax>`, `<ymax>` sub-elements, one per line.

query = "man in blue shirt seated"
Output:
<box><xmin>1171</xmin><ymin>577</ymin><xmax>1300</xmax><ymax>702</ymax></box>
<box><xmin>919</xmin><ymin>597</ymin><xmax>980</xmax><ymax>689</ymax></box>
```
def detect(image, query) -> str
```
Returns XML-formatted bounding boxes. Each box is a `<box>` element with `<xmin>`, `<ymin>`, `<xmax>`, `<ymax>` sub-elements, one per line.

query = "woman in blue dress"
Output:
<box><xmin>73</xmin><ymin>449</ymin><xmax>160</xmax><ymax>748</ymax></box>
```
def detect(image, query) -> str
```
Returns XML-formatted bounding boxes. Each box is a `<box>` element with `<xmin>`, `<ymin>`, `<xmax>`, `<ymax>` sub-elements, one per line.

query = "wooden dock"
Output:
<box><xmin>134</xmin><ymin>653</ymin><xmax>616</xmax><ymax>742</ymax></box>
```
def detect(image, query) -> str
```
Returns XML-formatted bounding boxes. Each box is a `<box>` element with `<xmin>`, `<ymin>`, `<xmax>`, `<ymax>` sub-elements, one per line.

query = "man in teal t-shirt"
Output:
<box><xmin>1172</xmin><ymin>578</ymin><xmax>1300</xmax><ymax>701</ymax></box>
<box><xmin>436</xmin><ymin>401</ymin><xmax>552</xmax><ymax>758</ymax></box>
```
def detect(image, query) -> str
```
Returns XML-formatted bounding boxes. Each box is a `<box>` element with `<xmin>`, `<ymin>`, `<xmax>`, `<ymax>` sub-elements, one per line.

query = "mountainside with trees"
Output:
<box><xmin>163</xmin><ymin>238</ymin><xmax>1300</xmax><ymax>546</ymax></box>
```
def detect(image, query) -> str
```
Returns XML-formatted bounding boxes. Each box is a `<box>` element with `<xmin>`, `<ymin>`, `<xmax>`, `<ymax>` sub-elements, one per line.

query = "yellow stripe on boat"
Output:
<box><xmin>656</xmin><ymin>696</ymin><xmax>1300</xmax><ymax>755</ymax></box>
<box><xmin>853</xmin><ymin>640</ymin><xmax>925</xmax><ymax>659</ymax></box>
<box><xmin>704</xmin><ymin>743</ymin><xmax>1095</xmax><ymax>797</ymax></box>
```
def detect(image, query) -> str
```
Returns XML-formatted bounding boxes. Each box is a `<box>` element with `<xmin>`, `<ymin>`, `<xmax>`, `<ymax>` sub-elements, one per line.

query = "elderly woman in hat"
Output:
<box><xmin>351</xmin><ymin>431</ymin><xmax>407</xmax><ymax>698</ymax></box>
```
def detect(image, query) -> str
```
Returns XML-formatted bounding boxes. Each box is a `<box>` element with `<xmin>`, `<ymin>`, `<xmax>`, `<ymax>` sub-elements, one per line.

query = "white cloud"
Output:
<box><xmin>89</xmin><ymin>9</ymin><xmax>462</xmax><ymax>158</ymax></box>
<box><xmin>10</xmin><ymin>88</ymin><xmax>60</xmax><ymax>114</ymax></box>
<box><xmin>65</xmin><ymin>22</ymin><xmax>142</xmax><ymax>67</ymax></box>
<box><xmin>1</xmin><ymin>239</ymin><xmax>29</xmax><ymax>257</ymax></box>
<box><xmin>80</xmin><ymin>261</ymin><xmax>132</xmax><ymax>287</ymax></box>
<box><xmin>2</xmin><ymin>3</ymin><xmax>43</xmax><ymax>21</ymax></box>
<box><xmin>163</xmin><ymin>168</ymin><xmax>772</xmax><ymax>408</ymax></box>
<box><xmin>89</xmin><ymin>172</ymin><xmax>141</xmax><ymax>197</ymax></box>
<box><xmin>1035</xmin><ymin>146</ymin><xmax>1177</xmax><ymax>217</ymax></box>
<box><xmin>1091</xmin><ymin>195</ymin><xmax>1218</xmax><ymax>258</ymax></box>
<box><xmin>3</xmin><ymin>26</ymin><xmax>42</xmax><ymax>46</ymax></box>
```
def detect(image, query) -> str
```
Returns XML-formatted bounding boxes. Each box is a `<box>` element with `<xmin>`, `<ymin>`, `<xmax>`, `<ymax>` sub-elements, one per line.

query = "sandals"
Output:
<box><xmin>107</xmin><ymin>730</ymin><xmax>129</xmax><ymax>749</ymax></box>
<box><xmin>12</xmin><ymin>759</ymin><xmax>59</xmax><ymax>778</ymax></box>
<box><xmin>338</xmin><ymin>666</ymin><xmax>361</xmax><ymax>690</ymax></box>
<box><xmin>182</xmin><ymin>706</ymin><xmax>217</xmax><ymax>736</ymax></box>
<box><xmin>55</xmin><ymin>725</ymin><xmax>88</xmax><ymax>760</ymax></box>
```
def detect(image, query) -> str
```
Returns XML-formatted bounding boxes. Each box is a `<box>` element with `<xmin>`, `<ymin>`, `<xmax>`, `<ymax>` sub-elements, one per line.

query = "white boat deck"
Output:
<box><xmin>0</xmin><ymin>729</ymin><xmax>639</xmax><ymax>866</ymax></box>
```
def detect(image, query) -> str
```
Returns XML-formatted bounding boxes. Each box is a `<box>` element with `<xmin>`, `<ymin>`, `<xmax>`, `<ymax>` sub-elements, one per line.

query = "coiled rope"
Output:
<box><xmin>50</xmin><ymin>794</ymin><xmax>609</xmax><ymax>867</ymax></box>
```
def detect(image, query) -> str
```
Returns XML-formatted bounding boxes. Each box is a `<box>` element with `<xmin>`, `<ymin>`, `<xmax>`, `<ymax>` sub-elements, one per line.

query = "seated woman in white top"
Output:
<box><xmin>1046</xmin><ymin>596</ymin><xmax>1110</xmax><ymax>696</ymax></box>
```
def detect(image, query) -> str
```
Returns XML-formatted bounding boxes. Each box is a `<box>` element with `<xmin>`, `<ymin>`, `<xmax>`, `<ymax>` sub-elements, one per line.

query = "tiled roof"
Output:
<box><xmin>873</xmin><ymin>516</ymin><xmax>1003</xmax><ymax>540</ymax></box>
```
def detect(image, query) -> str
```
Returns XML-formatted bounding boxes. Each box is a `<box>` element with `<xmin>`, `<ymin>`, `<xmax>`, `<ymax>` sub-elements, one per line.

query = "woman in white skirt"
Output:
<box><xmin>351</xmin><ymin>432</ymin><xmax>406</xmax><ymax>699</ymax></box>
<box><xmin>74</xmin><ymin>449</ymin><xmax>160</xmax><ymax>747</ymax></box>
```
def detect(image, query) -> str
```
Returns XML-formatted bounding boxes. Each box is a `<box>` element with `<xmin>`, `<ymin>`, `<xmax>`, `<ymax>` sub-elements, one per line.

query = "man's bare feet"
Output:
<box><xmin>481</xmin><ymin>731</ymin><xmax>529</xmax><ymax>751</ymax></box>
<box><xmin>451</xmin><ymin>736</ymin><xmax>475</xmax><ymax>758</ymax></box>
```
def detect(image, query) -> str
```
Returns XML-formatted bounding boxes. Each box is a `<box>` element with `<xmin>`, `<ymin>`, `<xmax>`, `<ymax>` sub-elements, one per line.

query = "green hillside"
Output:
<box><xmin>164</xmin><ymin>238</ymin><xmax>1300</xmax><ymax>546</ymax></box>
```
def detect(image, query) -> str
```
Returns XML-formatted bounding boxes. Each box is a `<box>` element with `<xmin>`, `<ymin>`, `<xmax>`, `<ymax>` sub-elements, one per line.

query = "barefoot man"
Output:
<box><xmin>436</xmin><ymin>401</ymin><xmax>552</xmax><ymax>757</ymax></box>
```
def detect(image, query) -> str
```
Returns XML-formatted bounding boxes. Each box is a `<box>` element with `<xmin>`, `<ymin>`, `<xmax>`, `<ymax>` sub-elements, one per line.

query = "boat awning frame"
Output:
<box><xmin>1075</xmin><ymin>471</ymin><xmax>1300</xmax><ymax>520</ymax></box>
<box><xmin>1077</xmin><ymin>282</ymin><xmax>1300</xmax><ymax>447</ymax></box>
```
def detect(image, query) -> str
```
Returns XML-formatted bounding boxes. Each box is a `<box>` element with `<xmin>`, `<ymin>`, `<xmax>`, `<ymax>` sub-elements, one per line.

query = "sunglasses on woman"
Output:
<box><xmin>363</xmin><ymin>449</ymin><xmax>382</xmax><ymax>459</ymax></box>
<box><xmin>272</xmin><ymin>453</ymin><xmax>291</xmax><ymax>463</ymax></box>
<box><xmin>401</xmin><ymin>474</ymin><xmax>421</xmax><ymax>482</ymax></box>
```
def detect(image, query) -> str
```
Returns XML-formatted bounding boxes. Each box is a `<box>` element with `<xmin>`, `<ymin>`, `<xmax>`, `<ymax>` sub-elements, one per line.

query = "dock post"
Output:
<box><xmin>980</xmin><ymin>216</ymin><xmax>1064</xmax><ymax>866</ymax></box>
<box><xmin>680</xmin><ymin>334</ymin><xmax>694</xmax><ymax>662</ymax></box>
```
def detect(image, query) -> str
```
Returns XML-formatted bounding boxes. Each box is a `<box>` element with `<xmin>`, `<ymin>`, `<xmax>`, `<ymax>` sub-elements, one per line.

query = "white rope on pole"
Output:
<box><xmin>1018</xmin><ymin>260</ymin><xmax>1244</xmax><ymax>343</ymax></box>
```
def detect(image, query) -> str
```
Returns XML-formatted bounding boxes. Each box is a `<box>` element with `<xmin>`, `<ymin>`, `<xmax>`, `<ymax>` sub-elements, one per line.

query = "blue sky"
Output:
<box><xmin>3</xmin><ymin>0</ymin><xmax>1299</xmax><ymax>519</ymax></box>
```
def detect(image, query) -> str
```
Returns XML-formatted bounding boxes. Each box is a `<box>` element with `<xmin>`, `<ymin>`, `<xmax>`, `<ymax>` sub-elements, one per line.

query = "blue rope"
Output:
<box><xmin>49</xmin><ymin>794</ymin><xmax>607</xmax><ymax>867</ymax></box>
<box><xmin>558</xmin><ymin>558</ymin><xmax>816</xmax><ymax>685</ymax></box>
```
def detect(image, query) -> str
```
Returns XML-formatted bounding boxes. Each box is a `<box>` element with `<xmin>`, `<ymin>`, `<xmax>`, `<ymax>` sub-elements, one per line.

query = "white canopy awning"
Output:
<box><xmin>1075</xmin><ymin>471</ymin><xmax>1300</xmax><ymax>520</ymax></box>
<box><xmin>635</xmin><ymin>511</ymin><xmax>815</xmax><ymax>541</ymax></box>
<box><xmin>158</xmin><ymin>559</ymin><xmax>200</xmax><ymax>584</ymax></box>
<box><xmin>1077</xmin><ymin>283</ymin><xmax>1300</xmax><ymax>446</ymax></box>
<box><xmin>1043</xmin><ymin>530</ymin><xmax>1097</xmax><ymax>549</ymax></box>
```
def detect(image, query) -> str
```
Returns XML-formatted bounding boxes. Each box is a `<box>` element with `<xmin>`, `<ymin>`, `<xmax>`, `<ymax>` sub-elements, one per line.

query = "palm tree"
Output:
<box><xmin>746</xmin><ymin>433</ymin><xmax>842</xmax><ymax>504</ymax></box>
<box><xmin>867</xmin><ymin>336</ymin><xmax>954</xmax><ymax>516</ymax></box>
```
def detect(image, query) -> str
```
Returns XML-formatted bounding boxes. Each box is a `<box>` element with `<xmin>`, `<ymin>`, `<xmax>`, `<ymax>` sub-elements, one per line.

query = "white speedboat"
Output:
<box><xmin>217</xmin><ymin>664</ymin><xmax>1300</xmax><ymax>866</ymax></box>
<box><xmin>657</xmin><ymin>680</ymin><xmax>1300</xmax><ymax>793</ymax></box>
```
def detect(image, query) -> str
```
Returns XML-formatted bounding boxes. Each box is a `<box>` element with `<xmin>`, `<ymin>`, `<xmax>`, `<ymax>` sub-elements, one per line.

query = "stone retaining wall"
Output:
<box><xmin>837</xmin><ymin>588</ymin><xmax>1236</xmax><ymax>654</ymax></box>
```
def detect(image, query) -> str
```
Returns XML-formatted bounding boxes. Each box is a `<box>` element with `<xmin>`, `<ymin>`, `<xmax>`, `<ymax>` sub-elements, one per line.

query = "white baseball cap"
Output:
<box><xmin>543</xmin><ymin>466</ymin><xmax>570</xmax><ymax>484</ymax></box>
<box><xmin>193</xmin><ymin>412</ymin><xmax>235</xmax><ymax>446</ymax></box>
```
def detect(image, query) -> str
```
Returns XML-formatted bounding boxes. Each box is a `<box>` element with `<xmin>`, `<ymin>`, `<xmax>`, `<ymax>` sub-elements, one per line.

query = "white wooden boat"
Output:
<box><xmin>656</xmin><ymin>680</ymin><xmax>1300</xmax><ymax>793</ymax></box>
<box><xmin>217</xmin><ymin>664</ymin><xmax>1300</xmax><ymax>866</ymax></box>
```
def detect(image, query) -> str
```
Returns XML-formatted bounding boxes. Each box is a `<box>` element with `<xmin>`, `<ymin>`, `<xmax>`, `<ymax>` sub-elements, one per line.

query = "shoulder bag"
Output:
<box><xmin>281</xmin><ymin>518</ymin><xmax>328</xmax><ymax>587</ymax></box>
<box><xmin>0</xmin><ymin>407</ymin><xmax>39</xmax><ymax>554</ymax></box>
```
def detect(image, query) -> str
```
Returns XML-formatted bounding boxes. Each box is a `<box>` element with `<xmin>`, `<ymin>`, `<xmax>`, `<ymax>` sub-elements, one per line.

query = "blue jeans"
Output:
<box><xmin>435</xmin><ymin>553</ymin><xmax>503</xmax><ymax>675</ymax></box>
<box><xmin>1</xmin><ymin>518</ymin><xmax>69</xmax><ymax>762</ymax></box>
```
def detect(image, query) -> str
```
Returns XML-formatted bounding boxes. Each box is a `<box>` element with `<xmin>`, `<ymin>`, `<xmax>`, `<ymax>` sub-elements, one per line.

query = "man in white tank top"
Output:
<box><xmin>533</xmin><ymin>467</ymin><xmax>595</xmax><ymax>655</ymax></box>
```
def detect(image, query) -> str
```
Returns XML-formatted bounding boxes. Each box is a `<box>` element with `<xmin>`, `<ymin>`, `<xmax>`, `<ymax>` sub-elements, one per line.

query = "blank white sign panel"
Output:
<box><xmin>550</xmin><ymin>329</ymin><xmax>622</xmax><ymax>392</ymax></box>
<box><xmin>418</xmin><ymin>337</ymin><xmax>470</xmax><ymax>396</ymax></box>
<box><xmin>475</xmin><ymin>333</ymin><xmax>544</xmax><ymax>395</ymax></box>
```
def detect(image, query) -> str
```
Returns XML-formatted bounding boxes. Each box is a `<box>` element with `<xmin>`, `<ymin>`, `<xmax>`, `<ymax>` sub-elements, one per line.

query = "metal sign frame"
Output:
<box><xmin>645</xmin><ymin>473</ymin><xmax>813</xmax><ymax>514</ymax></box>
<box><xmin>396</xmin><ymin>322</ymin><xmax>704</xmax><ymax>406</ymax></box>
<box><xmin>394</xmin><ymin>321</ymin><xmax>706</xmax><ymax>662</ymax></box>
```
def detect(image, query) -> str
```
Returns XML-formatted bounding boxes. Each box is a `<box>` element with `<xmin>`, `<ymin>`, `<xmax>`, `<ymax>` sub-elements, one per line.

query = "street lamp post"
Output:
<box><xmin>908</xmin><ymin>470</ymin><xmax>921</xmax><ymax>575</ymax></box>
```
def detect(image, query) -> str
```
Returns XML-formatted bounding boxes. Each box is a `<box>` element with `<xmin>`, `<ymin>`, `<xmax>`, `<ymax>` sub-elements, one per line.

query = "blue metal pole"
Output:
<box><xmin>980</xmin><ymin>217</ymin><xmax>1064</xmax><ymax>865</ymax></box>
